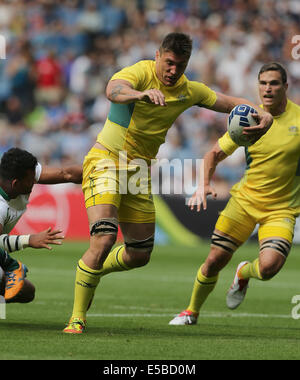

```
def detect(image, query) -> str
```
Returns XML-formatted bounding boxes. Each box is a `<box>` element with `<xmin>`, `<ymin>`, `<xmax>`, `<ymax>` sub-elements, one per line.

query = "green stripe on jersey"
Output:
<box><xmin>245</xmin><ymin>147</ymin><xmax>252</xmax><ymax>170</ymax></box>
<box><xmin>0</xmin><ymin>187</ymin><xmax>10</xmax><ymax>201</ymax></box>
<box><xmin>108</xmin><ymin>102</ymin><xmax>135</xmax><ymax>128</ymax></box>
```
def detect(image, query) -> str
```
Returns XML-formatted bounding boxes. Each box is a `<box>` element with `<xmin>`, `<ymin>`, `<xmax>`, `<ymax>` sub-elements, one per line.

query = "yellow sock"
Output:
<box><xmin>100</xmin><ymin>245</ymin><xmax>131</xmax><ymax>277</ymax></box>
<box><xmin>238</xmin><ymin>259</ymin><xmax>263</xmax><ymax>280</ymax></box>
<box><xmin>71</xmin><ymin>259</ymin><xmax>102</xmax><ymax>320</ymax></box>
<box><xmin>187</xmin><ymin>265</ymin><xmax>218</xmax><ymax>314</ymax></box>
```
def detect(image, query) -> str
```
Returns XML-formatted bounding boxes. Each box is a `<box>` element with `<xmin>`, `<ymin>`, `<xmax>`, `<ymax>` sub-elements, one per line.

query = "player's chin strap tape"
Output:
<box><xmin>125</xmin><ymin>235</ymin><xmax>154</xmax><ymax>251</ymax></box>
<box><xmin>260</xmin><ymin>239</ymin><xmax>291</xmax><ymax>258</ymax></box>
<box><xmin>0</xmin><ymin>234</ymin><xmax>30</xmax><ymax>252</ymax></box>
<box><xmin>90</xmin><ymin>218</ymin><xmax>119</xmax><ymax>236</ymax></box>
<box><xmin>211</xmin><ymin>232</ymin><xmax>239</xmax><ymax>254</ymax></box>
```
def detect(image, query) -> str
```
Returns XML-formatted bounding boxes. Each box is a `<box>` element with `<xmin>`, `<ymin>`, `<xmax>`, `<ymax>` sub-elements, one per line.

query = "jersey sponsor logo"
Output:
<box><xmin>288</xmin><ymin>125</ymin><xmax>299</xmax><ymax>135</ymax></box>
<box><xmin>177</xmin><ymin>94</ymin><xmax>187</xmax><ymax>102</ymax></box>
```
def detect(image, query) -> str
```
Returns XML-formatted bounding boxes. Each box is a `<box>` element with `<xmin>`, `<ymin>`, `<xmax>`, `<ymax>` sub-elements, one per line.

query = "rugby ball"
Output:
<box><xmin>227</xmin><ymin>104</ymin><xmax>257</xmax><ymax>146</ymax></box>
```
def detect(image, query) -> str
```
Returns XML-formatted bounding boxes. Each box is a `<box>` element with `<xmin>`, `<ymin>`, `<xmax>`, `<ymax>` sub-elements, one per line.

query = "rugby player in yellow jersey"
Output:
<box><xmin>169</xmin><ymin>62</ymin><xmax>300</xmax><ymax>325</ymax></box>
<box><xmin>63</xmin><ymin>33</ymin><xmax>273</xmax><ymax>334</ymax></box>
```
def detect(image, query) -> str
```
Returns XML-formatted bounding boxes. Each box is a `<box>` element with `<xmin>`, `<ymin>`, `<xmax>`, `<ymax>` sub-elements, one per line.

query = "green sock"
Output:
<box><xmin>0</xmin><ymin>249</ymin><xmax>19</xmax><ymax>271</ymax></box>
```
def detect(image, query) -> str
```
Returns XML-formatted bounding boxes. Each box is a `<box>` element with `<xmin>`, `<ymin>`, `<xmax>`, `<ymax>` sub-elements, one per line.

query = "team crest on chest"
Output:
<box><xmin>177</xmin><ymin>94</ymin><xmax>187</xmax><ymax>102</ymax></box>
<box><xmin>288</xmin><ymin>125</ymin><xmax>299</xmax><ymax>135</ymax></box>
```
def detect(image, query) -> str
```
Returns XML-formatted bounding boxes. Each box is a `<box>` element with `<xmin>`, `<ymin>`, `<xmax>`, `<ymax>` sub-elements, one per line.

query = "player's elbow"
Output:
<box><xmin>106</xmin><ymin>86</ymin><xmax>112</xmax><ymax>101</ymax></box>
<box><xmin>106</xmin><ymin>81</ymin><xmax>116</xmax><ymax>102</ymax></box>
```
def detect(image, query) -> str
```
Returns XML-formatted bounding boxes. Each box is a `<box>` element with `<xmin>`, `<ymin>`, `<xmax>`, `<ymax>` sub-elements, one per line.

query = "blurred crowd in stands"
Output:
<box><xmin>0</xmin><ymin>0</ymin><xmax>299</xmax><ymax>197</ymax></box>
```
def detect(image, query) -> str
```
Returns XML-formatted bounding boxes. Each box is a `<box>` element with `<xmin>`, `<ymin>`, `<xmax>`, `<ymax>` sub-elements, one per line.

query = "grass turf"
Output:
<box><xmin>1</xmin><ymin>240</ymin><xmax>300</xmax><ymax>360</ymax></box>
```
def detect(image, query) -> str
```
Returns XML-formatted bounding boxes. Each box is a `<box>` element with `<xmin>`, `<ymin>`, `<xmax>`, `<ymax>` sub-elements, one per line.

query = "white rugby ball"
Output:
<box><xmin>227</xmin><ymin>104</ymin><xmax>257</xmax><ymax>147</ymax></box>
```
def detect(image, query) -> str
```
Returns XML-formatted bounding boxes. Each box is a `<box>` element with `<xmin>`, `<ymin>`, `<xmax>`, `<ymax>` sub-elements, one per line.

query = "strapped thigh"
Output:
<box><xmin>260</xmin><ymin>239</ymin><xmax>291</xmax><ymax>258</ymax></box>
<box><xmin>90</xmin><ymin>218</ymin><xmax>119</xmax><ymax>236</ymax></box>
<box><xmin>124</xmin><ymin>234</ymin><xmax>154</xmax><ymax>252</ymax></box>
<box><xmin>211</xmin><ymin>232</ymin><xmax>239</xmax><ymax>254</ymax></box>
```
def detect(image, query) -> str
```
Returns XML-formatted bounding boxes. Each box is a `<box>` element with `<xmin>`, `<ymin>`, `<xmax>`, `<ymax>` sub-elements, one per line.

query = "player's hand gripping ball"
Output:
<box><xmin>227</xmin><ymin>104</ymin><xmax>257</xmax><ymax>146</ymax></box>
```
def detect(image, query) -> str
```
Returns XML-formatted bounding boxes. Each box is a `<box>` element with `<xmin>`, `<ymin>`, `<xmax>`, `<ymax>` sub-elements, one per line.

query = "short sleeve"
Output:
<box><xmin>190</xmin><ymin>82</ymin><xmax>217</xmax><ymax>108</ymax></box>
<box><xmin>110</xmin><ymin>61</ymin><xmax>149</xmax><ymax>90</ymax></box>
<box><xmin>218</xmin><ymin>132</ymin><xmax>239</xmax><ymax>156</ymax></box>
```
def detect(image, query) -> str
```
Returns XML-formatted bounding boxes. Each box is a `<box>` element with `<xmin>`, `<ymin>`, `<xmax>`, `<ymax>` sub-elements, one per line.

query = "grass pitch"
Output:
<box><xmin>1</xmin><ymin>240</ymin><xmax>300</xmax><ymax>360</ymax></box>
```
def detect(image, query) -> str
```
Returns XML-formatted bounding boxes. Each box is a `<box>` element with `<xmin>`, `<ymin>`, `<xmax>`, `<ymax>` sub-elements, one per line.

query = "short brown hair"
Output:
<box><xmin>258</xmin><ymin>62</ymin><xmax>287</xmax><ymax>84</ymax></box>
<box><xmin>159</xmin><ymin>33</ymin><xmax>193</xmax><ymax>59</ymax></box>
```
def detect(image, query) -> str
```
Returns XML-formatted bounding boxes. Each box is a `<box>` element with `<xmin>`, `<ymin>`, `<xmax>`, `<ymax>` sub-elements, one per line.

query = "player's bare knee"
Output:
<box><xmin>7</xmin><ymin>280</ymin><xmax>35</xmax><ymax>303</ymax></box>
<box><xmin>124</xmin><ymin>234</ymin><xmax>154</xmax><ymax>268</ymax></box>
<box><xmin>92</xmin><ymin>233</ymin><xmax>116</xmax><ymax>252</ymax></box>
<box><xmin>20</xmin><ymin>280</ymin><xmax>35</xmax><ymax>303</ymax></box>
<box><xmin>205</xmin><ymin>246</ymin><xmax>233</xmax><ymax>274</ymax></box>
<box><xmin>204</xmin><ymin>253</ymin><xmax>225</xmax><ymax>275</ymax></box>
<box><xmin>259</xmin><ymin>265</ymin><xmax>278</xmax><ymax>280</ymax></box>
<box><xmin>259</xmin><ymin>239</ymin><xmax>290</xmax><ymax>280</ymax></box>
<box><xmin>89</xmin><ymin>217</ymin><xmax>118</xmax><ymax>253</ymax></box>
<box><xmin>125</xmin><ymin>249</ymin><xmax>152</xmax><ymax>268</ymax></box>
<box><xmin>259</xmin><ymin>258</ymin><xmax>283</xmax><ymax>280</ymax></box>
<box><xmin>23</xmin><ymin>287</ymin><xmax>35</xmax><ymax>303</ymax></box>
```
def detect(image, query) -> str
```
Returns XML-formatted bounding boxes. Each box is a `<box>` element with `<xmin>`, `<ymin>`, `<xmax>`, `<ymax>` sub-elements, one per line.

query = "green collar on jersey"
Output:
<box><xmin>0</xmin><ymin>187</ymin><xmax>10</xmax><ymax>201</ymax></box>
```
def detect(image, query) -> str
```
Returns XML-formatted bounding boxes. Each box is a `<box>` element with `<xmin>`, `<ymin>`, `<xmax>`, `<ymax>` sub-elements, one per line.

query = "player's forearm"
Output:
<box><xmin>0</xmin><ymin>234</ymin><xmax>30</xmax><ymax>252</ymax></box>
<box><xmin>61</xmin><ymin>165</ymin><xmax>82</xmax><ymax>184</ymax></box>
<box><xmin>38</xmin><ymin>165</ymin><xmax>82</xmax><ymax>184</ymax></box>
<box><xmin>204</xmin><ymin>145</ymin><xmax>227</xmax><ymax>186</ymax></box>
<box><xmin>238</xmin><ymin>98</ymin><xmax>270</xmax><ymax>119</ymax></box>
<box><xmin>229</xmin><ymin>96</ymin><xmax>273</xmax><ymax>127</ymax></box>
<box><xmin>211</xmin><ymin>93</ymin><xmax>272</xmax><ymax>119</ymax></box>
<box><xmin>106</xmin><ymin>82</ymin><xmax>143</xmax><ymax>104</ymax></box>
<box><xmin>203</xmin><ymin>151</ymin><xmax>218</xmax><ymax>186</ymax></box>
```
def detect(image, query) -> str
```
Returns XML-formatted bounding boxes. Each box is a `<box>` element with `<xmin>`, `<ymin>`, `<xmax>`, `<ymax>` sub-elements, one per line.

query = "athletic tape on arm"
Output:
<box><xmin>0</xmin><ymin>234</ymin><xmax>30</xmax><ymax>252</ymax></box>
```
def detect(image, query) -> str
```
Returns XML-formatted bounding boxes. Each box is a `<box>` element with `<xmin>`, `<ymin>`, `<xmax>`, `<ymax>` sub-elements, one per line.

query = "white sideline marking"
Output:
<box><xmin>88</xmin><ymin>312</ymin><xmax>291</xmax><ymax>319</ymax></box>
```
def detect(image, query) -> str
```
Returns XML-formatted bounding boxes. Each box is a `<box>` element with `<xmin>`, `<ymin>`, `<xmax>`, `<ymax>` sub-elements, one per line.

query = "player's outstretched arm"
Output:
<box><xmin>106</xmin><ymin>79</ymin><xmax>166</xmax><ymax>106</ymax></box>
<box><xmin>38</xmin><ymin>165</ymin><xmax>82</xmax><ymax>185</ymax></box>
<box><xmin>188</xmin><ymin>141</ymin><xmax>227</xmax><ymax>212</ymax></box>
<box><xmin>0</xmin><ymin>224</ymin><xmax>64</xmax><ymax>253</ymax></box>
<box><xmin>29</xmin><ymin>227</ymin><xmax>64</xmax><ymax>250</ymax></box>
<box><xmin>207</xmin><ymin>92</ymin><xmax>273</xmax><ymax>137</ymax></box>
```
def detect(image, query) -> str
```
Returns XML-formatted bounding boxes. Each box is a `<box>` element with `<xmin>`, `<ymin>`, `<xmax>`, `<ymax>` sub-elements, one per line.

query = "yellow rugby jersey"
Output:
<box><xmin>218</xmin><ymin>99</ymin><xmax>300</xmax><ymax>215</ymax></box>
<box><xmin>98</xmin><ymin>60</ymin><xmax>217</xmax><ymax>163</ymax></box>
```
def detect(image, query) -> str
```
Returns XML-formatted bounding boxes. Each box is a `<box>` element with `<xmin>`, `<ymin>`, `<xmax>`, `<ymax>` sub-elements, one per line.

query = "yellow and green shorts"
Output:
<box><xmin>215</xmin><ymin>196</ymin><xmax>295</xmax><ymax>244</ymax></box>
<box><xmin>82</xmin><ymin>148</ymin><xmax>155</xmax><ymax>223</ymax></box>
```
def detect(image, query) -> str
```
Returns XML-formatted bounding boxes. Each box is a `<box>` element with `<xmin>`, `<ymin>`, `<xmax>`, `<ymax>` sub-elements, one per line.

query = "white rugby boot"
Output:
<box><xmin>169</xmin><ymin>310</ymin><xmax>198</xmax><ymax>325</ymax></box>
<box><xmin>226</xmin><ymin>261</ymin><xmax>250</xmax><ymax>310</ymax></box>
